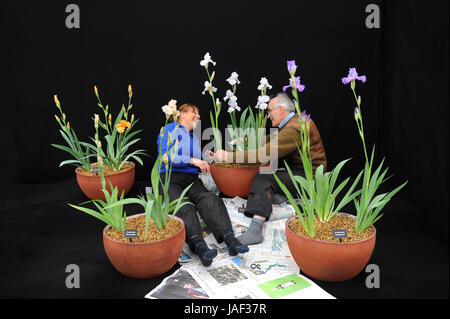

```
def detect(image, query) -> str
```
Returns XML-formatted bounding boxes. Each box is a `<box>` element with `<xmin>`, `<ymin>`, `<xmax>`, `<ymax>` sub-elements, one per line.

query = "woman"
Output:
<box><xmin>157</xmin><ymin>103</ymin><xmax>248</xmax><ymax>266</ymax></box>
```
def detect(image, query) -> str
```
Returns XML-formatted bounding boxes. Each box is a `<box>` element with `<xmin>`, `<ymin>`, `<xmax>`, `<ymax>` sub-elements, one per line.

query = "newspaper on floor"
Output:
<box><xmin>250</xmin><ymin>219</ymin><xmax>291</xmax><ymax>253</ymax></box>
<box><xmin>146</xmin><ymin>189</ymin><xmax>334</xmax><ymax>299</ymax></box>
<box><xmin>146</xmin><ymin>260</ymin><xmax>334</xmax><ymax>299</ymax></box>
<box><xmin>239</xmin><ymin>249</ymin><xmax>300</xmax><ymax>280</ymax></box>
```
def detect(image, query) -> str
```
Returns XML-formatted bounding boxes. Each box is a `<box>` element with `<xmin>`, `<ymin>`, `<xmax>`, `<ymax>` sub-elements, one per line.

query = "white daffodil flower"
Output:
<box><xmin>226</xmin><ymin>72</ymin><xmax>240</xmax><ymax>86</ymax></box>
<box><xmin>200</xmin><ymin>52</ymin><xmax>216</xmax><ymax>68</ymax></box>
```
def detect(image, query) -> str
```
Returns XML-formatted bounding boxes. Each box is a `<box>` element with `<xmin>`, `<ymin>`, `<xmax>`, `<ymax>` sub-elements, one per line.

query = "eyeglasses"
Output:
<box><xmin>267</xmin><ymin>105</ymin><xmax>280</xmax><ymax>114</ymax></box>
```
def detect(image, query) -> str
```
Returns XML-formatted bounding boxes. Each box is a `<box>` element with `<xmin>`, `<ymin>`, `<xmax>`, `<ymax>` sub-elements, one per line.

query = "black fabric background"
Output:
<box><xmin>0</xmin><ymin>0</ymin><xmax>448</xmax><ymax>303</ymax></box>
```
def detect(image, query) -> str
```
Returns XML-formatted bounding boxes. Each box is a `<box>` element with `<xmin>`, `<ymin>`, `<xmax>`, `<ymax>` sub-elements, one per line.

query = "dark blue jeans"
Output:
<box><xmin>160</xmin><ymin>172</ymin><xmax>232</xmax><ymax>250</ymax></box>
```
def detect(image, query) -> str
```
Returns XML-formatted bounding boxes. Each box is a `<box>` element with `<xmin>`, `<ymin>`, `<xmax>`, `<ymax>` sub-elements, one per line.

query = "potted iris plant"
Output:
<box><xmin>52</xmin><ymin>85</ymin><xmax>146</xmax><ymax>200</ymax></box>
<box><xmin>200</xmin><ymin>52</ymin><xmax>271</xmax><ymax>197</ymax></box>
<box><xmin>68</xmin><ymin>102</ymin><xmax>192</xmax><ymax>279</ymax></box>
<box><xmin>275</xmin><ymin>65</ymin><xmax>407</xmax><ymax>282</ymax></box>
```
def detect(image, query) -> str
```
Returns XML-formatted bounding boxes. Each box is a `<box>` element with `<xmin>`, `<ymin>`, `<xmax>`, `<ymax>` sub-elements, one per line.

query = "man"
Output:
<box><xmin>213</xmin><ymin>92</ymin><xmax>327</xmax><ymax>245</ymax></box>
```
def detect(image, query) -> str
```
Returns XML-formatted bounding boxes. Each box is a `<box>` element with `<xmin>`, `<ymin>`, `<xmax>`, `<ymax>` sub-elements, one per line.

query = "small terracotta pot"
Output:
<box><xmin>75</xmin><ymin>162</ymin><xmax>135</xmax><ymax>200</ymax></box>
<box><xmin>102</xmin><ymin>214</ymin><xmax>186</xmax><ymax>279</ymax></box>
<box><xmin>210</xmin><ymin>164</ymin><xmax>262</xmax><ymax>197</ymax></box>
<box><xmin>285</xmin><ymin>213</ymin><xmax>376</xmax><ymax>282</ymax></box>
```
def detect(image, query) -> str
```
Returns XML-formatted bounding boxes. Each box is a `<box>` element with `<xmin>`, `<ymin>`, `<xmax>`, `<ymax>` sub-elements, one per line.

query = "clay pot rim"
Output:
<box><xmin>75</xmin><ymin>161</ymin><xmax>136</xmax><ymax>177</ymax></box>
<box><xmin>286</xmin><ymin>213</ymin><xmax>377</xmax><ymax>245</ymax></box>
<box><xmin>210</xmin><ymin>162</ymin><xmax>269</xmax><ymax>169</ymax></box>
<box><xmin>103</xmin><ymin>213</ymin><xmax>185</xmax><ymax>246</ymax></box>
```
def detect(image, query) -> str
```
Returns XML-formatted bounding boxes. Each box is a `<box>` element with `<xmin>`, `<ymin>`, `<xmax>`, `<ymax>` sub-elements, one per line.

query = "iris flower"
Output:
<box><xmin>255</xmin><ymin>95</ymin><xmax>270</xmax><ymax>110</ymax></box>
<box><xmin>224</xmin><ymin>90</ymin><xmax>239</xmax><ymax>112</ymax></box>
<box><xmin>226</xmin><ymin>72</ymin><xmax>240</xmax><ymax>86</ymax></box>
<box><xmin>283</xmin><ymin>76</ymin><xmax>305</xmax><ymax>92</ymax></box>
<box><xmin>341</xmin><ymin>68</ymin><xmax>366</xmax><ymax>85</ymax></box>
<box><xmin>200</xmin><ymin>52</ymin><xmax>216</xmax><ymax>68</ymax></box>
<box><xmin>202</xmin><ymin>81</ymin><xmax>217</xmax><ymax>95</ymax></box>
<box><xmin>257</xmin><ymin>77</ymin><xmax>272</xmax><ymax>91</ymax></box>
<box><xmin>161</xmin><ymin>99</ymin><xmax>179</xmax><ymax>118</ymax></box>
<box><xmin>287</xmin><ymin>60</ymin><xmax>297</xmax><ymax>75</ymax></box>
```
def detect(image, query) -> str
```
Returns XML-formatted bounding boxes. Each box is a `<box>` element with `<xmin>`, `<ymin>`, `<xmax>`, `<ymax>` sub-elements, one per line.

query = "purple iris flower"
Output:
<box><xmin>283</xmin><ymin>76</ymin><xmax>305</xmax><ymax>92</ymax></box>
<box><xmin>287</xmin><ymin>60</ymin><xmax>297</xmax><ymax>75</ymax></box>
<box><xmin>341</xmin><ymin>68</ymin><xmax>366</xmax><ymax>85</ymax></box>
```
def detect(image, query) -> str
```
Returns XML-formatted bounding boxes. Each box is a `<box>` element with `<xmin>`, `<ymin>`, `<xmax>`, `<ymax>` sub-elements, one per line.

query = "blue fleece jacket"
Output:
<box><xmin>157</xmin><ymin>121</ymin><xmax>202</xmax><ymax>174</ymax></box>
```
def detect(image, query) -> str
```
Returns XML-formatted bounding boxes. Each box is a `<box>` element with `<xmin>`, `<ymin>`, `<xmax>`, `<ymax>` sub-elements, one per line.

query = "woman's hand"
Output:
<box><xmin>190</xmin><ymin>157</ymin><xmax>211</xmax><ymax>174</ymax></box>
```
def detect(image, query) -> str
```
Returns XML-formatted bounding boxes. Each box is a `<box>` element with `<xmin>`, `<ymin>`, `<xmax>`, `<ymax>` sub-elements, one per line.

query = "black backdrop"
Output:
<box><xmin>0</xmin><ymin>0</ymin><xmax>448</xmax><ymax>302</ymax></box>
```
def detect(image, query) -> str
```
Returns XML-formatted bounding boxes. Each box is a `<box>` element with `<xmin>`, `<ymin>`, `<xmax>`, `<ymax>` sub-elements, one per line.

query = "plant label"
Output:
<box><xmin>332</xmin><ymin>229</ymin><xmax>348</xmax><ymax>239</ymax></box>
<box><xmin>124</xmin><ymin>229</ymin><xmax>138</xmax><ymax>238</ymax></box>
<box><xmin>91</xmin><ymin>167</ymin><xmax>99</xmax><ymax>174</ymax></box>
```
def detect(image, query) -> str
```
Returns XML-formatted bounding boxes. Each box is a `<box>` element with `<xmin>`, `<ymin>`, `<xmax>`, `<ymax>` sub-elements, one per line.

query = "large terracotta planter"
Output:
<box><xmin>210</xmin><ymin>164</ymin><xmax>261</xmax><ymax>198</ymax></box>
<box><xmin>286</xmin><ymin>213</ymin><xmax>376</xmax><ymax>282</ymax></box>
<box><xmin>75</xmin><ymin>162</ymin><xmax>135</xmax><ymax>200</ymax></box>
<box><xmin>102</xmin><ymin>214</ymin><xmax>186</xmax><ymax>279</ymax></box>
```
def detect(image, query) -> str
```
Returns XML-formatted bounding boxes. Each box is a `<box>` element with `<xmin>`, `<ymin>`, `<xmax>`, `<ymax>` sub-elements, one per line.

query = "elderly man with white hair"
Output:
<box><xmin>213</xmin><ymin>92</ymin><xmax>327</xmax><ymax>245</ymax></box>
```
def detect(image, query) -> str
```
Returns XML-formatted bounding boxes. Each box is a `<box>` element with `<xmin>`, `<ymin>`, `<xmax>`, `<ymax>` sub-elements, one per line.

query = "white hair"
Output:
<box><xmin>274</xmin><ymin>92</ymin><xmax>295</xmax><ymax>112</ymax></box>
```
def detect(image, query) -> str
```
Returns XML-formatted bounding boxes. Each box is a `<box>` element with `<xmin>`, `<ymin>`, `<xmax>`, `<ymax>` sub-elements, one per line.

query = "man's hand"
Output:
<box><xmin>205</xmin><ymin>150</ymin><xmax>228</xmax><ymax>162</ymax></box>
<box><xmin>190</xmin><ymin>157</ymin><xmax>210</xmax><ymax>174</ymax></box>
<box><xmin>215</xmin><ymin>150</ymin><xmax>228</xmax><ymax>162</ymax></box>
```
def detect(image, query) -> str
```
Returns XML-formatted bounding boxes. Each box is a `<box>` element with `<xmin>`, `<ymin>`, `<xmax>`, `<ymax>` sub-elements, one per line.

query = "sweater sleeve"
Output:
<box><xmin>225</xmin><ymin>128</ymin><xmax>301</xmax><ymax>164</ymax></box>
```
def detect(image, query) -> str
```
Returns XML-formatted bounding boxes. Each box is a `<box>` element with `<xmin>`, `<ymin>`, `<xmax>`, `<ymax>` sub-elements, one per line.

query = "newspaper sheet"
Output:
<box><xmin>146</xmin><ymin>261</ymin><xmax>334</xmax><ymax>299</ymax></box>
<box><xmin>147</xmin><ymin>202</ymin><xmax>334</xmax><ymax>299</ymax></box>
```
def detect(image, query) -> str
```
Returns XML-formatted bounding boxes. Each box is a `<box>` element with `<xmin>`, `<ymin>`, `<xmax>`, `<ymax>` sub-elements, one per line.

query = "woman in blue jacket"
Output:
<box><xmin>157</xmin><ymin>103</ymin><xmax>248</xmax><ymax>266</ymax></box>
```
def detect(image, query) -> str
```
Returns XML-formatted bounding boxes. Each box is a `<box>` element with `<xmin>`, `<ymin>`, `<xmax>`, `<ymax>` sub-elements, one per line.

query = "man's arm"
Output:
<box><xmin>224</xmin><ymin>128</ymin><xmax>301</xmax><ymax>164</ymax></box>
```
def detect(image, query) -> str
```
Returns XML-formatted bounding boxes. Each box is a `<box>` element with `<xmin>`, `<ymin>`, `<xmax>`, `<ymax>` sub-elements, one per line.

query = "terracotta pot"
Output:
<box><xmin>102</xmin><ymin>214</ymin><xmax>186</xmax><ymax>279</ymax></box>
<box><xmin>210</xmin><ymin>164</ymin><xmax>262</xmax><ymax>198</ymax></box>
<box><xmin>75</xmin><ymin>162</ymin><xmax>135</xmax><ymax>200</ymax></box>
<box><xmin>285</xmin><ymin>213</ymin><xmax>376</xmax><ymax>282</ymax></box>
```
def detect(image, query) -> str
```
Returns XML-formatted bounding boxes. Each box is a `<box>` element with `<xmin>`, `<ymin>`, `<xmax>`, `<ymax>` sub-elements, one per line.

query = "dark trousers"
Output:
<box><xmin>161</xmin><ymin>172</ymin><xmax>232</xmax><ymax>250</ymax></box>
<box><xmin>245</xmin><ymin>170</ymin><xmax>303</xmax><ymax>220</ymax></box>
